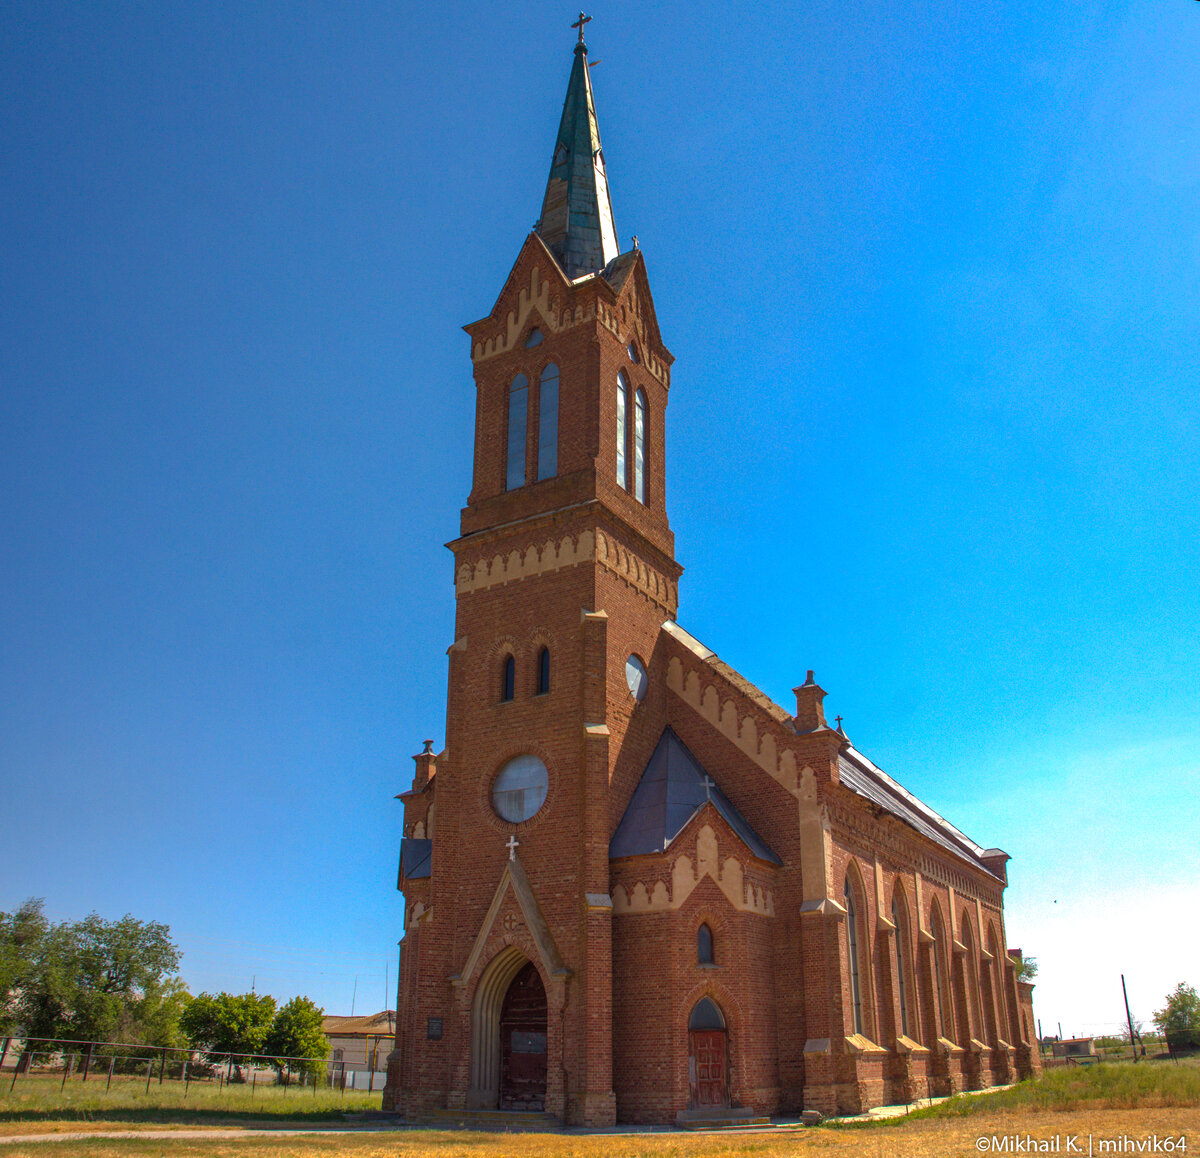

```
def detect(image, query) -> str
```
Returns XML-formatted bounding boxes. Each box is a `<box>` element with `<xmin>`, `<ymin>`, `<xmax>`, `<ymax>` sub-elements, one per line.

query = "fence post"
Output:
<box><xmin>0</xmin><ymin>1038</ymin><xmax>9</xmax><ymax>1073</ymax></box>
<box><xmin>145</xmin><ymin>1058</ymin><xmax>153</xmax><ymax>1094</ymax></box>
<box><xmin>159</xmin><ymin>1046</ymin><xmax>167</xmax><ymax>1084</ymax></box>
<box><xmin>81</xmin><ymin>1042</ymin><xmax>93</xmax><ymax>1083</ymax></box>
<box><xmin>106</xmin><ymin>1055</ymin><xmax>115</xmax><ymax>1093</ymax></box>
<box><xmin>183</xmin><ymin>1059</ymin><xmax>190</xmax><ymax>1098</ymax></box>
<box><xmin>61</xmin><ymin>1053</ymin><xmax>74</xmax><ymax>1091</ymax></box>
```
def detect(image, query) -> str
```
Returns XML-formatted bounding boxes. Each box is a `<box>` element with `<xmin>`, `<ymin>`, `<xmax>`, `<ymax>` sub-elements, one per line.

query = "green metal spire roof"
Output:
<box><xmin>535</xmin><ymin>24</ymin><xmax>620</xmax><ymax>280</ymax></box>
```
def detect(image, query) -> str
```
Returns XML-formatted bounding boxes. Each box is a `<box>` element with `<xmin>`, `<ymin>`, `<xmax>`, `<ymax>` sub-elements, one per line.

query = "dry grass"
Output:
<box><xmin>1</xmin><ymin>1109</ymin><xmax>1199</xmax><ymax>1158</ymax></box>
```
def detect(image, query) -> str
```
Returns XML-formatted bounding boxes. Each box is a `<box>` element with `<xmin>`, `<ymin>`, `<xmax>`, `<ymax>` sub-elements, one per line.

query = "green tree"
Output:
<box><xmin>1014</xmin><ymin>955</ymin><xmax>1038</xmax><ymax>983</ymax></box>
<box><xmin>56</xmin><ymin>913</ymin><xmax>183</xmax><ymax>1044</ymax></box>
<box><xmin>180</xmin><ymin>991</ymin><xmax>277</xmax><ymax>1074</ymax></box>
<box><xmin>0</xmin><ymin>899</ymin><xmax>50</xmax><ymax>1034</ymax></box>
<box><xmin>1153</xmin><ymin>982</ymin><xmax>1200</xmax><ymax>1049</ymax></box>
<box><xmin>2</xmin><ymin>904</ymin><xmax>186</xmax><ymax>1068</ymax></box>
<box><xmin>263</xmin><ymin>996</ymin><xmax>329</xmax><ymax>1079</ymax></box>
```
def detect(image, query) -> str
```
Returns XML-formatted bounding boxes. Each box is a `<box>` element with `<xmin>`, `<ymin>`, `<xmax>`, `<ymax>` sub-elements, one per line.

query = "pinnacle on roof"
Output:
<box><xmin>534</xmin><ymin>14</ymin><xmax>620</xmax><ymax>280</ymax></box>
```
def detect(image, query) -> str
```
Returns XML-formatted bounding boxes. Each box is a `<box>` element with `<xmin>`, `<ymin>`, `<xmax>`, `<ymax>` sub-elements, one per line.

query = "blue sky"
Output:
<box><xmin>2</xmin><ymin>0</ymin><xmax>1197</xmax><ymax>1038</ymax></box>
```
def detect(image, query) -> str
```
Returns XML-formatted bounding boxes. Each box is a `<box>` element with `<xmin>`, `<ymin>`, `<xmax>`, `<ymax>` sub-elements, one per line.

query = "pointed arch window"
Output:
<box><xmin>506</xmin><ymin>374</ymin><xmax>528</xmax><ymax>491</ymax></box>
<box><xmin>500</xmin><ymin>655</ymin><xmax>515</xmax><ymax>703</ymax></box>
<box><xmin>537</xmin><ymin>364</ymin><xmax>559</xmax><ymax>481</ymax></box>
<box><xmin>688</xmin><ymin>997</ymin><xmax>725</xmax><ymax>1031</ymax></box>
<box><xmin>844</xmin><ymin>875</ymin><xmax>864</xmax><ymax>1035</ymax></box>
<box><xmin>892</xmin><ymin>895</ymin><xmax>910</xmax><ymax>1037</ymax></box>
<box><xmin>616</xmin><ymin>372</ymin><xmax>628</xmax><ymax>488</ymax></box>
<box><xmin>536</xmin><ymin>647</ymin><xmax>550</xmax><ymax>695</ymax></box>
<box><xmin>963</xmin><ymin>921</ymin><xmax>983</xmax><ymax>1039</ymax></box>
<box><xmin>931</xmin><ymin>906</ymin><xmax>950</xmax><ymax>1040</ymax></box>
<box><xmin>697</xmin><ymin>923</ymin><xmax>714</xmax><ymax>965</ymax></box>
<box><xmin>634</xmin><ymin>388</ymin><xmax>647</xmax><ymax>503</ymax></box>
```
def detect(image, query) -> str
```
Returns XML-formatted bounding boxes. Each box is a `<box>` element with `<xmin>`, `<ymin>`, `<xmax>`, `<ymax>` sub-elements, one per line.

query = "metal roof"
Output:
<box><xmin>610</xmin><ymin>727</ymin><xmax>781</xmax><ymax>864</ymax></box>
<box><xmin>399</xmin><ymin>837</ymin><xmax>432</xmax><ymax>880</ymax></box>
<box><xmin>837</xmin><ymin>747</ymin><xmax>998</xmax><ymax>877</ymax></box>
<box><xmin>534</xmin><ymin>33</ymin><xmax>620</xmax><ymax>280</ymax></box>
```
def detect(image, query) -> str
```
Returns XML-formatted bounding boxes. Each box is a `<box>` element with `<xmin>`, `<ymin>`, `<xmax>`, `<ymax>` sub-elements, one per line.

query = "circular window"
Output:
<box><xmin>625</xmin><ymin>655</ymin><xmax>648</xmax><ymax>702</ymax></box>
<box><xmin>492</xmin><ymin>755</ymin><xmax>548</xmax><ymax>823</ymax></box>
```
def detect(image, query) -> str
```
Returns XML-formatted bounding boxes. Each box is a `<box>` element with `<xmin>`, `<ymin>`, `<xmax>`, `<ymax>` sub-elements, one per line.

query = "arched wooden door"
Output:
<box><xmin>687</xmin><ymin>997</ymin><xmax>729</xmax><ymax>1109</ymax></box>
<box><xmin>498</xmin><ymin>961</ymin><xmax>547</xmax><ymax>1110</ymax></box>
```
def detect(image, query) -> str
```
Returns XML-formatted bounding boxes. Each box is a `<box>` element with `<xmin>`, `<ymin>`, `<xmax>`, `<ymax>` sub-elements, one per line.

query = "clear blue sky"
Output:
<box><xmin>2</xmin><ymin>1</ymin><xmax>1197</xmax><ymax>1038</ymax></box>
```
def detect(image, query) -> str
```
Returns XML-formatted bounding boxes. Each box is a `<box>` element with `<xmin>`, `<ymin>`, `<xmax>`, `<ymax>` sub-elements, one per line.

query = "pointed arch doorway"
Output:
<box><xmin>499</xmin><ymin>962</ymin><xmax>547</xmax><ymax>1109</ymax></box>
<box><xmin>468</xmin><ymin>947</ymin><xmax>549</xmax><ymax>1111</ymax></box>
<box><xmin>687</xmin><ymin>997</ymin><xmax>729</xmax><ymax>1109</ymax></box>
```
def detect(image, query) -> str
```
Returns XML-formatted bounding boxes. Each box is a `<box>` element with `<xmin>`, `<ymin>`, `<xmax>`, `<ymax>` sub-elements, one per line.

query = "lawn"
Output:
<box><xmin>0</xmin><ymin>1073</ymin><xmax>380</xmax><ymax>1133</ymax></box>
<box><xmin>1</xmin><ymin>1060</ymin><xmax>1197</xmax><ymax>1158</ymax></box>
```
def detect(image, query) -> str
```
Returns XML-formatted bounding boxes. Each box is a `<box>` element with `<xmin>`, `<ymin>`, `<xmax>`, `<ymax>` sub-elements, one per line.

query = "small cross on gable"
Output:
<box><xmin>506</xmin><ymin>833</ymin><xmax>520</xmax><ymax>860</ymax></box>
<box><xmin>700</xmin><ymin>774</ymin><xmax>716</xmax><ymax>802</ymax></box>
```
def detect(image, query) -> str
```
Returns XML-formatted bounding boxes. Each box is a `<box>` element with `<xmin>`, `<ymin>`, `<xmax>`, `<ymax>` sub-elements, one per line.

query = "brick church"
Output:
<box><xmin>383</xmin><ymin>20</ymin><xmax>1039</xmax><ymax>1126</ymax></box>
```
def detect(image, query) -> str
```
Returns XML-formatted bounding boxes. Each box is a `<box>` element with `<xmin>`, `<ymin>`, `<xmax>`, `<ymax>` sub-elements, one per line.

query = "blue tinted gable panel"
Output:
<box><xmin>609</xmin><ymin>727</ymin><xmax>781</xmax><ymax>865</ymax></box>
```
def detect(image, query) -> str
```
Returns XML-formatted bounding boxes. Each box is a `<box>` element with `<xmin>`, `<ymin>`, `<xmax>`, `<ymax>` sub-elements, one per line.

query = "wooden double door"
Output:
<box><xmin>498</xmin><ymin>962</ymin><xmax>547</xmax><ymax>1111</ymax></box>
<box><xmin>688</xmin><ymin>1029</ymin><xmax>729</xmax><ymax>1108</ymax></box>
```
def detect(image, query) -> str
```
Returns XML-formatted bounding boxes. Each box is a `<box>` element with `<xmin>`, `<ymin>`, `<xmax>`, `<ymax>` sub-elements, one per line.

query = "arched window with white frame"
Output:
<box><xmin>616</xmin><ymin>372</ymin><xmax>629</xmax><ymax>488</ymax></box>
<box><xmin>537</xmin><ymin>363</ymin><xmax>559</xmax><ymax>481</ymax></box>
<box><xmin>634</xmin><ymin>388</ymin><xmax>647</xmax><ymax>503</ymax></box>
<box><xmin>506</xmin><ymin>374</ymin><xmax>528</xmax><ymax>490</ymax></box>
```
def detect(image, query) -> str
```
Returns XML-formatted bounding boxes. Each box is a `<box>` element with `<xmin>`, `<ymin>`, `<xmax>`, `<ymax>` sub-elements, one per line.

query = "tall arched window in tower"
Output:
<box><xmin>616</xmin><ymin>372</ymin><xmax>629</xmax><ymax>488</ymax></box>
<box><xmin>537</xmin><ymin>363</ymin><xmax>559</xmax><ymax>481</ymax></box>
<box><xmin>697</xmin><ymin>922</ymin><xmax>714</xmax><ymax>965</ymax></box>
<box><xmin>506</xmin><ymin>374</ymin><xmax>528</xmax><ymax>491</ymax></box>
<box><xmin>634</xmin><ymin>388</ymin><xmax>647</xmax><ymax>503</ymax></box>
<box><xmin>844</xmin><ymin>875</ymin><xmax>864</xmax><ymax>1035</ymax></box>
<box><xmin>892</xmin><ymin>894</ymin><xmax>910</xmax><ymax>1037</ymax></box>
<box><xmin>501</xmin><ymin>655</ymin><xmax>515</xmax><ymax>703</ymax></box>
<box><xmin>536</xmin><ymin>647</ymin><xmax>550</xmax><ymax>695</ymax></box>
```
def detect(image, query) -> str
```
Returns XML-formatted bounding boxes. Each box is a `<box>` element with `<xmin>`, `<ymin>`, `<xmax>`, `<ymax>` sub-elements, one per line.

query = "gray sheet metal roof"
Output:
<box><xmin>610</xmin><ymin>727</ymin><xmax>781</xmax><ymax>865</ymax></box>
<box><xmin>399</xmin><ymin>837</ymin><xmax>432</xmax><ymax>880</ymax></box>
<box><xmin>837</xmin><ymin>747</ymin><xmax>998</xmax><ymax>876</ymax></box>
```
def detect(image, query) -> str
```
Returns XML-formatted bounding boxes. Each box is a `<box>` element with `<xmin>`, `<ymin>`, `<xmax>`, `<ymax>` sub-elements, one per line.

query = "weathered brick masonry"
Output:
<box><xmin>382</xmin><ymin>27</ymin><xmax>1039</xmax><ymax>1126</ymax></box>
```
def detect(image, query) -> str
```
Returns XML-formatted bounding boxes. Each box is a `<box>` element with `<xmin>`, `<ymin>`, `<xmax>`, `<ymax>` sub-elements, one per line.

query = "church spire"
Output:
<box><xmin>535</xmin><ymin>14</ymin><xmax>620</xmax><ymax>280</ymax></box>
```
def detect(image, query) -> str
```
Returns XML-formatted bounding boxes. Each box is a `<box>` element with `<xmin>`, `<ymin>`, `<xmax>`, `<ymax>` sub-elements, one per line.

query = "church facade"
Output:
<box><xmin>383</xmin><ymin>25</ymin><xmax>1039</xmax><ymax>1126</ymax></box>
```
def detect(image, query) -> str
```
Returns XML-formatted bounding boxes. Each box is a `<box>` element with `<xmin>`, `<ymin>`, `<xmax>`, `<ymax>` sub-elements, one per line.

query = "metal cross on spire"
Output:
<box><xmin>571</xmin><ymin>12</ymin><xmax>591</xmax><ymax>44</ymax></box>
<box><xmin>700</xmin><ymin>774</ymin><xmax>715</xmax><ymax>802</ymax></box>
<box><xmin>506</xmin><ymin>833</ymin><xmax>520</xmax><ymax>860</ymax></box>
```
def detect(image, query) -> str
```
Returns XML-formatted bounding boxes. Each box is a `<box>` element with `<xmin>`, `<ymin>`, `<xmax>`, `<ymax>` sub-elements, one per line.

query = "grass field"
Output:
<box><xmin>0</xmin><ymin>1073</ymin><xmax>380</xmax><ymax>1133</ymax></box>
<box><xmin>0</xmin><ymin>1060</ymin><xmax>1197</xmax><ymax>1157</ymax></box>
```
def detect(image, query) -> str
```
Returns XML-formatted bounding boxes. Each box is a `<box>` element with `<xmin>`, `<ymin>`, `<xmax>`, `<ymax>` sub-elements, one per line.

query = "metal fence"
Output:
<box><xmin>0</xmin><ymin>1036</ymin><xmax>382</xmax><ymax>1097</ymax></box>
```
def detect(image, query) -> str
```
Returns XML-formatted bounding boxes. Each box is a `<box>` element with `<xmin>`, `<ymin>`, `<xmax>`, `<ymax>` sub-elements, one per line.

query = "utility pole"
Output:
<box><xmin>1122</xmin><ymin>974</ymin><xmax>1138</xmax><ymax>1063</ymax></box>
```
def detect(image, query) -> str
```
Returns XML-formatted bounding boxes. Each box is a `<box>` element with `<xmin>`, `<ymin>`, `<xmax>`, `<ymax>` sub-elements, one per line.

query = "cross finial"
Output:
<box><xmin>835</xmin><ymin>716</ymin><xmax>843</xmax><ymax>728</ymax></box>
<box><xmin>506</xmin><ymin>833</ymin><xmax>520</xmax><ymax>860</ymax></box>
<box><xmin>571</xmin><ymin>12</ymin><xmax>591</xmax><ymax>44</ymax></box>
<box><xmin>700</xmin><ymin>774</ymin><xmax>715</xmax><ymax>802</ymax></box>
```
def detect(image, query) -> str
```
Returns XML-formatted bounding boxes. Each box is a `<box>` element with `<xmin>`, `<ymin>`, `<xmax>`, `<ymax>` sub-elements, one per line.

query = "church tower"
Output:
<box><xmin>386</xmin><ymin>19</ymin><xmax>1038</xmax><ymax>1128</ymax></box>
<box><xmin>386</xmin><ymin>19</ymin><xmax>680</xmax><ymax>1127</ymax></box>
